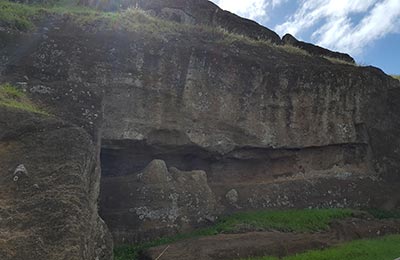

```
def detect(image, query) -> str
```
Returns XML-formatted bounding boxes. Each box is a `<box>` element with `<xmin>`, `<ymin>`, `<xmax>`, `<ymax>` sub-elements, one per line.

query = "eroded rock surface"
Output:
<box><xmin>99</xmin><ymin>6</ymin><xmax>400</xmax><ymax>242</ymax></box>
<box><xmin>0</xmin><ymin>0</ymin><xmax>399</xmax><ymax>251</ymax></box>
<box><xmin>0</xmin><ymin>107</ymin><xmax>112</xmax><ymax>260</ymax></box>
<box><xmin>101</xmin><ymin>159</ymin><xmax>218</xmax><ymax>243</ymax></box>
<box><xmin>80</xmin><ymin>0</ymin><xmax>282</xmax><ymax>43</ymax></box>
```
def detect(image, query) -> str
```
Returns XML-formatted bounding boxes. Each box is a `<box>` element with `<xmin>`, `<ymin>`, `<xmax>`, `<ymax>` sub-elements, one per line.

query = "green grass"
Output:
<box><xmin>391</xmin><ymin>75</ymin><xmax>400</xmax><ymax>81</ymax></box>
<box><xmin>0</xmin><ymin>0</ymin><xmax>108</xmax><ymax>30</ymax></box>
<box><xmin>245</xmin><ymin>235</ymin><xmax>400</xmax><ymax>260</ymax></box>
<box><xmin>212</xmin><ymin>208</ymin><xmax>353</xmax><ymax>233</ymax></box>
<box><xmin>0</xmin><ymin>83</ymin><xmax>48</xmax><ymax>115</ymax></box>
<box><xmin>114</xmin><ymin>208</ymin><xmax>353</xmax><ymax>260</ymax></box>
<box><xmin>366</xmin><ymin>208</ymin><xmax>400</xmax><ymax>220</ymax></box>
<box><xmin>0</xmin><ymin>0</ymin><xmax>39</xmax><ymax>30</ymax></box>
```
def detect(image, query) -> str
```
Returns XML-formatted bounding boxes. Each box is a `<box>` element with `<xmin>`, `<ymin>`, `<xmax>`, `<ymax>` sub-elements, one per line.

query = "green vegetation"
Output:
<box><xmin>0</xmin><ymin>0</ymin><xmax>310</xmax><ymax>57</ymax></box>
<box><xmin>391</xmin><ymin>75</ymin><xmax>400</xmax><ymax>81</ymax></box>
<box><xmin>245</xmin><ymin>235</ymin><xmax>400</xmax><ymax>260</ymax></box>
<box><xmin>0</xmin><ymin>83</ymin><xmax>48</xmax><ymax>115</ymax></box>
<box><xmin>278</xmin><ymin>44</ymin><xmax>310</xmax><ymax>56</ymax></box>
<box><xmin>0</xmin><ymin>0</ymin><xmax>108</xmax><ymax>30</ymax></box>
<box><xmin>366</xmin><ymin>208</ymin><xmax>400</xmax><ymax>219</ymax></box>
<box><xmin>114</xmin><ymin>208</ymin><xmax>353</xmax><ymax>260</ymax></box>
<box><xmin>322</xmin><ymin>56</ymin><xmax>356</xmax><ymax>66</ymax></box>
<box><xmin>0</xmin><ymin>0</ymin><xmax>39</xmax><ymax>30</ymax></box>
<box><xmin>211</xmin><ymin>208</ymin><xmax>353</xmax><ymax>233</ymax></box>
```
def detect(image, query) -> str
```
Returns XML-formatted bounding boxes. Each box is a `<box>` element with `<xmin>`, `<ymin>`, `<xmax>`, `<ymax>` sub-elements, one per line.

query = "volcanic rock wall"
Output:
<box><xmin>0</xmin><ymin>0</ymin><xmax>399</xmax><ymax>251</ymax></box>
<box><xmin>0</xmin><ymin>23</ymin><xmax>113</xmax><ymax>259</ymax></box>
<box><xmin>98</xmin><ymin>23</ymin><xmax>400</xmax><ymax>242</ymax></box>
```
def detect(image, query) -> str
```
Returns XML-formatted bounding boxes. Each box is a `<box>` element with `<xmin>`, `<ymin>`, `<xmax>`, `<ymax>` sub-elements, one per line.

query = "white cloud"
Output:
<box><xmin>275</xmin><ymin>0</ymin><xmax>400</xmax><ymax>55</ymax></box>
<box><xmin>272</xmin><ymin>0</ymin><xmax>289</xmax><ymax>8</ymax></box>
<box><xmin>211</xmin><ymin>0</ymin><xmax>288</xmax><ymax>20</ymax></box>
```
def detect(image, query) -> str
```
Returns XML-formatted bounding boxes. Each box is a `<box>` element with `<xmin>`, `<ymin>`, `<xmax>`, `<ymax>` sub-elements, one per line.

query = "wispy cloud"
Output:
<box><xmin>211</xmin><ymin>0</ymin><xmax>288</xmax><ymax>21</ymax></box>
<box><xmin>275</xmin><ymin>0</ymin><xmax>400</xmax><ymax>55</ymax></box>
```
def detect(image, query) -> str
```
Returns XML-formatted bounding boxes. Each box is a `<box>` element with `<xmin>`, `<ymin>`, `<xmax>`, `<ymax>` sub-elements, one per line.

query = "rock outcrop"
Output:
<box><xmin>282</xmin><ymin>33</ymin><xmax>355</xmax><ymax>63</ymax></box>
<box><xmin>0</xmin><ymin>22</ymin><xmax>113</xmax><ymax>259</ymax></box>
<box><xmin>80</xmin><ymin>0</ymin><xmax>282</xmax><ymax>44</ymax></box>
<box><xmin>99</xmin><ymin>4</ymin><xmax>400</xmax><ymax>241</ymax></box>
<box><xmin>0</xmin><ymin>107</ymin><xmax>112</xmax><ymax>260</ymax></box>
<box><xmin>0</xmin><ymin>0</ymin><xmax>400</xmax><ymax>253</ymax></box>
<box><xmin>101</xmin><ymin>159</ymin><xmax>218</xmax><ymax>243</ymax></box>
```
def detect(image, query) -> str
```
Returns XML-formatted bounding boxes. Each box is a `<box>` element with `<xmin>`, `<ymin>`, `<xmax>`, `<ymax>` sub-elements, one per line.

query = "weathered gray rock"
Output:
<box><xmin>100</xmin><ymin>159</ymin><xmax>218</xmax><ymax>243</ymax></box>
<box><xmin>0</xmin><ymin>107</ymin><xmax>112</xmax><ymax>260</ymax></box>
<box><xmin>140</xmin><ymin>159</ymin><xmax>171</xmax><ymax>183</ymax></box>
<box><xmin>1</xmin><ymin>0</ymin><xmax>399</xmax><ymax>250</ymax></box>
<box><xmin>225</xmin><ymin>189</ymin><xmax>239</xmax><ymax>205</ymax></box>
<box><xmin>79</xmin><ymin>0</ymin><xmax>282</xmax><ymax>43</ymax></box>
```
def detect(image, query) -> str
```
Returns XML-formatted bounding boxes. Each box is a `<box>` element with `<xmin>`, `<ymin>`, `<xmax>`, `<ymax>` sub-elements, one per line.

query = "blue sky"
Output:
<box><xmin>210</xmin><ymin>0</ymin><xmax>400</xmax><ymax>75</ymax></box>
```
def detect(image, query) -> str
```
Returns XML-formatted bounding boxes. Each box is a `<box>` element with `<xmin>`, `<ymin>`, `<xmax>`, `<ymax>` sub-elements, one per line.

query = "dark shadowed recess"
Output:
<box><xmin>100</xmin><ymin>139</ymin><xmax>369</xmax><ymax>182</ymax></box>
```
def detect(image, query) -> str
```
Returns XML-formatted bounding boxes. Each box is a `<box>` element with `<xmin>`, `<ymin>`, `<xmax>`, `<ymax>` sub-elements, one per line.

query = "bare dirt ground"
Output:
<box><xmin>142</xmin><ymin>218</ymin><xmax>400</xmax><ymax>260</ymax></box>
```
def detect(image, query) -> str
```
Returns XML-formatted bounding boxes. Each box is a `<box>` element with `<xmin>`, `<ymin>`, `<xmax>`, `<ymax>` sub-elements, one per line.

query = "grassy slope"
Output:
<box><xmin>0</xmin><ymin>0</ymin><xmax>312</xmax><ymax>57</ymax></box>
<box><xmin>115</xmin><ymin>209</ymin><xmax>353</xmax><ymax>260</ymax></box>
<box><xmin>392</xmin><ymin>75</ymin><xmax>400</xmax><ymax>80</ymax></box>
<box><xmin>247</xmin><ymin>235</ymin><xmax>400</xmax><ymax>260</ymax></box>
<box><xmin>0</xmin><ymin>83</ymin><xmax>48</xmax><ymax>115</ymax></box>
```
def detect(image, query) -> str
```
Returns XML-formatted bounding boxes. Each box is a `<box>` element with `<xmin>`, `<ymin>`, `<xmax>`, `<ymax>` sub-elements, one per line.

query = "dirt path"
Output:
<box><xmin>142</xmin><ymin>218</ymin><xmax>400</xmax><ymax>260</ymax></box>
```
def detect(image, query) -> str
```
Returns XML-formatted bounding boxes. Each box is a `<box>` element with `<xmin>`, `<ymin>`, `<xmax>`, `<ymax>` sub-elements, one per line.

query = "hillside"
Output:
<box><xmin>0</xmin><ymin>0</ymin><xmax>400</xmax><ymax>260</ymax></box>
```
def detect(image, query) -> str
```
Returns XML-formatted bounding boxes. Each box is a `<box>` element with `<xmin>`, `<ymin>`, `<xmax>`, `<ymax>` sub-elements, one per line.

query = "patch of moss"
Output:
<box><xmin>0</xmin><ymin>83</ymin><xmax>49</xmax><ymax>115</ymax></box>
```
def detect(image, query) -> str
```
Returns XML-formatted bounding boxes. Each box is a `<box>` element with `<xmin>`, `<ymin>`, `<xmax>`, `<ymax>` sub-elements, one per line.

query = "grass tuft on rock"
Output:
<box><xmin>245</xmin><ymin>235</ymin><xmax>400</xmax><ymax>260</ymax></box>
<box><xmin>0</xmin><ymin>83</ymin><xmax>48</xmax><ymax>115</ymax></box>
<box><xmin>391</xmin><ymin>75</ymin><xmax>400</xmax><ymax>81</ymax></box>
<box><xmin>322</xmin><ymin>56</ymin><xmax>356</xmax><ymax>66</ymax></box>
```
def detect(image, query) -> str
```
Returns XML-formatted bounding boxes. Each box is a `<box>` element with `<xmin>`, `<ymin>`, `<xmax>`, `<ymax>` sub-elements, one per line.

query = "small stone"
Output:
<box><xmin>225</xmin><ymin>189</ymin><xmax>239</xmax><ymax>204</ymax></box>
<box><xmin>13</xmin><ymin>164</ymin><xmax>28</xmax><ymax>177</ymax></box>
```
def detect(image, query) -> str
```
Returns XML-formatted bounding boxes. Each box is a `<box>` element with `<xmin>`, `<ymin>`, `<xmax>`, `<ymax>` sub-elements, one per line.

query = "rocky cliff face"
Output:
<box><xmin>0</xmin><ymin>22</ymin><xmax>113</xmax><ymax>259</ymax></box>
<box><xmin>1</xmin><ymin>0</ymin><xmax>400</xmax><ymax>254</ymax></box>
<box><xmin>0</xmin><ymin>108</ymin><xmax>112</xmax><ymax>260</ymax></box>
<box><xmin>98</xmin><ymin>14</ymin><xmax>400</xmax><ymax>242</ymax></box>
